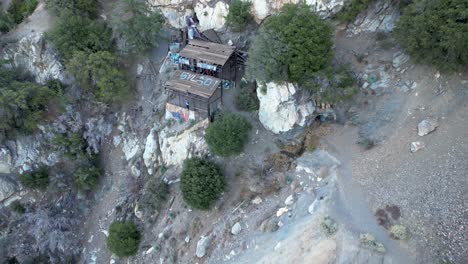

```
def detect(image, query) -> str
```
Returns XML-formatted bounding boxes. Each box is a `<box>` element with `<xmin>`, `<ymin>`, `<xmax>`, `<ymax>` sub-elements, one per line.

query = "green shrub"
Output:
<box><xmin>19</xmin><ymin>167</ymin><xmax>49</xmax><ymax>190</ymax></box>
<box><xmin>321</xmin><ymin>216</ymin><xmax>338</xmax><ymax>236</ymax></box>
<box><xmin>234</xmin><ymin>82</ymin><xmax>259</xmax><ymax>112</ymax></box>
<box><xmin>335</xmin><ymin>0</ymin><xmax>375</xmax><ymax>22</ymax></box>
<box><xmin>389</xmin><ymin>224</ymin><xmax>409</xmax><ymax>240</ymax></box>
<box><xmin>115</xmin><ymin>0</ymin><xmax>165</xmax><ymax>54</ymax></box>
<box><xmin>7</xmin><ymin>0</ymin><xmax>38</xmax><ymax>24</ymax></box>
<box><xmin>359</xmin><ymin>233</ymin><xmax>386</xmax><ymax>253</ymax></box>
<box><xmin>52</xmin><ymin>133</ymin><xmax>87</xmax><ymax>158</ymax></box>
<box><xmin>107</xmin><ymin>221</ymin><xmax>141</xmax><ymax>257</ymax></box>
<box><xmin>205</xmin><ymin>112</ymin><xmax>251</xmax><ymax>157</ymax></box>
<box><xmin>45</xmin><ymin>0</ymin><xmax>99</xmax><ymax>18</ymax></box>
<box><xmin>225</xmin><ymin>0</ymin><xmax>253</xmax><ymax>32</ymax></box>
<box><xmin>10</xmin><ymin>200</ymin><xmax>26</xmax><ymax>214</ymax></box>
<box><xmin>246</xmin><ymin>4</ymin><xmax>333</xmax><ymax>90</ymax></box>
<box><xmin>74</xmin><ymin>166</ymin><xmax>101</xmax><ymax>191</ymax></box>
<box><xmin>394</xmin><ymin>0</ymin><xmax>468</xmax><ymax>71</ymax></box>
<box><xmin>0</xmin><ymin>12</ymin><xmax>14</xmax><ymax>32</ymax></box>
<box><xmin>0</xmin><ymin>66</ymin><xmax>59</xmax><ymax>136</ymax></box>
<box><xmin>180</xmin><ymin>157</ymin><xmax>224</xmax><ymax>209</ymax></box>
<box><xmin>48</xmin><ymin>15</ymin><xmax>112</xmax><ymax>62</ymax></box>
<box><xmin>66</xmin><ymin>51</ymin><xmax>129</xmax><ymax>104</ymax></box>
<box><xmin>141</xmin><ymin>178</ymin><xmax>169</xmax><ymax>212</ymax></box>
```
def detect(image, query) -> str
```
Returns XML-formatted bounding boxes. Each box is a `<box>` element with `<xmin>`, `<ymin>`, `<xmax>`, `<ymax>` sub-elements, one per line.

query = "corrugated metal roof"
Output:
<box><xmin>179</xmin><ymin>40</ymin><xmax>235</xmax><ymax>66</ymax></box>
<box><xmin>165</xmin><ymin>70</ymin><xmax>221</xmax><ymax>98</ymax></box>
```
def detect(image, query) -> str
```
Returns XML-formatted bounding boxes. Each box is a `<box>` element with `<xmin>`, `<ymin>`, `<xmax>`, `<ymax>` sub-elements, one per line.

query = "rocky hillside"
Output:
<box><xmin>0</xmin><ymin>0</ymin><xmax>466</xmax><ymax>263</ymax></box>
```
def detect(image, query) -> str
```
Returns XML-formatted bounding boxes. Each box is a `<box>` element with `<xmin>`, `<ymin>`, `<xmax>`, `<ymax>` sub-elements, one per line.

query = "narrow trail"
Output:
<box><xmin>323</xmin><ymin>126</ymin><xmax>416</xmax><ymax>263</ymax></box>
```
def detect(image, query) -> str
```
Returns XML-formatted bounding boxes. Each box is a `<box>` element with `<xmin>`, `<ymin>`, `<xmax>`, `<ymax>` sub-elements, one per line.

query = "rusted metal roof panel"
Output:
<box><xmin>179</xmin><ymin>40</ymin><xmax>235</xmax><ymax>66</ymax></box>
<box><xmin>165</xmin><ymin>70</ymin><xmax>221</xmax><ymax>98</ymax></box>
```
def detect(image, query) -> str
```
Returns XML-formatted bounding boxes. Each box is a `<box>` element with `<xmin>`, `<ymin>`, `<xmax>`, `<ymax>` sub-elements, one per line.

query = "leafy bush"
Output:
<box><xmin>66</xmin><ymin>51</ymin><xmax>129</xmax><ymax>104</ymax></box>
<box><xmin>52</xmin><ymin>133</ymin><xmax>87</xmax><ymax>158</ymax></box>
<box><xmin>359</xmin><ymin>233</ymin><xmax>386</xmax><ymax>253</ymax></box>
<box><xmin>225</xmin><ymin>0</ymin><xmax>253</xmax><ymax>32</ymax></box>
<box><xmin>48</xmin><ymin>15</ymin><xmax>112</xmax><ymax>62</ymax></box>
<box><xmin>74</xmin><ymin>166</ymin><xmax>101</xmax><ymax>192</ymax></box>
<box><xmin>180</xmin><ymin>157</ymin><xmax>224</xmax><ymax>209</ymax></box>
<box><xmin>45</xmin><ymin>0</ymin><xmax>99</xmax><ymax>18</ymax></box>
<box><xmin>107</xmin><ymin>221</ymin><xmax>141</xmax><ymax>257</ymax></box>
<box><xmin>205</xmin><ymin>112</ymin><xmax>251</xmax><ymax>157</ymax></box>
<box><xmin>141</xmin><ymin>178</ymin><xmax>169</xmax><ymax>212</ymax></box>
<box><xmin>389</xmin><ymin>224</ymin><xmax>409</xmax><ymax>240</ymax></box>
<box><xmin>335</xmin><ymin>0</ymin><xmax>375</xmax><ymax>22</ymax></box>
<box><xmin>394</xmin><ymin>0</ymin><xmax>468</xmax><ymax>71</ymax></box>
<box><xmin>115</xmin><ymin>0</ymin><xmax>165</xmax><ymax>54</ymax></box>
<box><xmin>234</xmin><ymin>81</ymin><xmax>259</xmax><ymax>112</ymax></box>
<box><xmin>0</xmin><ymin>12</ymin><xmax>14</xmax><ymax>32</ymax></box>
<box><xmin>0</xmin><ymin>67</ymin><xmax>59</xmax><ymax>137</ymax></box>
<box><xmin>19</xmin><ymin>167</ymin><xmax>49</xmax><ymax>190</ymax></box>
<box><xmin>7</xmin><ymin>0</ymin><xmax>38</xmax><ymax>24</ymax></box>
<box><xmin>10</xmin><ymin>200</ymin><xmax>26</xmax><ymax>214</ymax></box>
<box><xmin>246</xmin><ymin>4</ymin><xmax>333</xmax><ymax>89</ymax></box>
<box><xmin>321</xmin><ymin>216</ymin><xmax>338</xmax><ymax>236</ymax></box>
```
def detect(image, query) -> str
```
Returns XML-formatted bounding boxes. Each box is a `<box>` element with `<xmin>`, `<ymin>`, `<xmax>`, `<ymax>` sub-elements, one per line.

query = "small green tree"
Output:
<box><xmin>115</xmin><ymin>0</ymin><xmax>165</xmax><ymax>54</ymax></box>
<box><xmin>7</xmin><ymin>0</ymin><xmax>38</xmax><ymax>24</ymax></box>
<box><xmin>67</xmin><ymin>51</ymin><xmax>129</xmax><ymax>104</ymax></box>
<box><xmin>10</xmin><ymin>200</ymin><xmax>26</xmax><ymax>214</ymax></box>
<box><xmin>180</xmin><ymin>157</ymin><xmax>224</xmax><ymax>209</ymax></box>
<box><xmin>52</xmin><ymin>133</ymin><xmax>87</xmax><ymax>158</ymax></box>
<box><xmin>18</xmin><ymin>167</ymin><xmax>49</xmax><ymax>190</ymax></box>
<box><xmin>246</xmin><ymin>4</ymin><xmax>333</xmax><ymax>89</ymax></box>
<box><xmin>48</xmin><ymin>15</ymin><xmax>112</xmax><ymax>62</ymax></box>
<box><xmin>141</xmin><ymin>178</ymin><xmax>169</xmax><ymax>212</ymax></box>
<box><xmin>394</xmin><ymin>0</ymin><xmax>468</xmax><ymax>71</ymax></box>
<box><xmin>225</xmin><ymin>0</ymin><xmax>253</xmax><ymax>32</ymax></box>
<box><xmin>0</xmin><ymin>12</ymin><xmax>14</xmax><ymax>32</ymax></box>
<box><xmin>45</xmin><ymin>0</ymin><xmax>99</xmax><ymax>18</ymax></box>
<box><xmin>234</xmin><ymin>81</ymin><xmax>259</xmax><ymax>112</ymax></box>
<box><xmin>74</xmin><ymin>166</ymin><xmax>101</xmax><ymax>191</ymax></box>
<box><xmin>205</xmin><ymin>113</ymin><xmax>251</xmax><ymax>157</ymax></box>
<box><xmin>107</xmin><ymin>221</ymin><xmax>141</xmax><ymax>257</ymax></box>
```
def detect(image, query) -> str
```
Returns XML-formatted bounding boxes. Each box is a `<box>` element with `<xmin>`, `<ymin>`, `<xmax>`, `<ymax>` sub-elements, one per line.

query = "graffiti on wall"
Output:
<box><xmin>179</xmin><ymin>71</ymin><xmax>219</xmax><ymax>88</ymax></box>
<box><xmin>165</xmin><ymin>103</ymin><xmax>195</xmax><ymax>122</ymax></box>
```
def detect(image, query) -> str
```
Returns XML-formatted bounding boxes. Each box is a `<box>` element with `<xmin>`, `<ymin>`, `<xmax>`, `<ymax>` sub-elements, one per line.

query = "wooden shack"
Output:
<box><xmin>178</xmin><ymin>40</ymin><xmax>236</xmax><ymax>81</ymax></box>
<box><xmin>164</xmin><ymin>70</ymin><xmax>223</xmax><ymax>120</ymax></box>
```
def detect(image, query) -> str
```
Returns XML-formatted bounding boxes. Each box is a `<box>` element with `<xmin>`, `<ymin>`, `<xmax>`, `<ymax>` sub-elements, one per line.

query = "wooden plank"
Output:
<box><xmin>165</xmin><ymin>70</ymin><xmax>221</xmax><ymax>98</ymax></box>
<box><xmin>178</xmin><ymin>40</ymin><xmax>235</xmax><ymax>66</ymax></box>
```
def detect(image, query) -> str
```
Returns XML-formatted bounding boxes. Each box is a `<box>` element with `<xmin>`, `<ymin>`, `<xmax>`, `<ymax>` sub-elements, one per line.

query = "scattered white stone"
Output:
<box><xmin>145</xmin><ymin>246</ymin><xmax>155</xmax><ymax>255</ymax></box>
<box><xmin>274</xmin><ymin>242</ymin><xmax>281</xmax><ymax>251</ymax></box>
<box><xmin>308</xmin><ymin>200</ymin><xmax>319</xmax><ymax>214</ymax></box>
<box><xmin>101</xmin><ymin>230</ymin><xmax>109</xmax><ymax>237</ymax></box>
<box><xmin>276</xmin><ymin>207</ymin><xmax>289</xmax><ymax>217</ymax></box>
<box><xmin>137</xmin><ymin>64</ymin><xmax>144</xmax><ymax>75</ymax></box>
<box><xmin>252</xmin><ymin>196</ymin><xmax>263</xmax><ymax>205</ymax></box>
<box><xmin>410</xmin><ymin>141</ymin><xmax>425</xmax><ymax>153</ymax></box>
<box><xmin>158</xmin><ymin>232</ymin><xmax>164</xmax><ymax>239</ymax></box>
<box><xmin>196</xmin><ymin>236</ymin><xmax>211</xmax><ymax>258</ymax></box>
<box><xmin>231</xmin><ymin>222</ymin><xmax>242</xmax><ymax>235</ymax></box>
<box><xmin>284</xmin><ymin>194</ymin><xmax>294</xmax><ymax>206</ymax></box>
<box><xmin>185</xmin><ymin>236</ymin><xmax>190</xmax><ymax>243</ymax></box>
<box><xmin>418</xmin><ymin>118</ymin><xmax>439</xmax><ymax>136</ymax></box>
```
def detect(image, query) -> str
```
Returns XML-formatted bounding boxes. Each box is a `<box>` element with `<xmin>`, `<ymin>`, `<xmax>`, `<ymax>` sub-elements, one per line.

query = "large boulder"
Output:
<box><xmin>257</xmin><ymin>82</ymin><xmax>315</xmax><ymax>134</ymax></box>
<box><xmin>159</xmin><ymin>119</ymin><xmax>209</xmax><ymax>167</ymax></box>
<box><xmin>0</xmin><ymin>176</ymin><xmax>17</xmax><ymax>203</ymax></box>
<box><xmin>2</xmin><ymin>33</ymin><xmax>65</xmax><ymax>84</ymax></box>
<box><xmin>0</xmin><ymin>147</ymin><xmax>13</xmax><ymax>174</ymax></box>
<box><xmin>195</xmin><ymin>1</ymin><xmax>229</xmax><ymax>31</ymax></box>
<box><xmin>143</xmin><ymin>128</ymin><xmax>159</xmax><ymax>175</ymax></box>
<box><xmin>196</xmin><ymin>235</ymin><xmax>211</xmax><ymax>258</ymax></box>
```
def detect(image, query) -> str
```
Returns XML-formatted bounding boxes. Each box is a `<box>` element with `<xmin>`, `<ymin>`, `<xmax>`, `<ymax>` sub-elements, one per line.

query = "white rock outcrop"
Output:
<box><xmin>159</xmin><ymin>119</ymin><xmax>209</xmax><ymax>167</ymax></box>
<box><xmin>149</xmin><ymin>0</ymin><xmax>194</xmax><ymax>28</ymax></box>
<box><xmin>143</xmin><ymin>128</ymin><xmax>159</xmax><ymax>175</ymax></box>
<box><xmin>3</xmin><ymin>33</ymin><xmax>65</xmax><ymax>84</ymax></box>
<box><xmin>257</xmin><ymin>82</ymin><xmax>315</xmax><ymax>134</ymax></box>
<box><xmin>249</xmin><ymin>0</ymin><xmax>345</xmax><ymax>21</ymax></box>
<box><xmin>195</xmin><ymin>1</ymin><xmax>229</xmax><ymax>31</ymax></box>
<box><xmin>0</xmin><ymin>147</ymin><xmax>12</xmax><ymax>174</ymax></box>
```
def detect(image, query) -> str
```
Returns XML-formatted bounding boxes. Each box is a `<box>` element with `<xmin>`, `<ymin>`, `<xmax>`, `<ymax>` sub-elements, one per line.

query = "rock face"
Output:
<box><xmin>257</xmin><ymin>82</ymin><xmax>315</xmax><ymax>134</ymax></box>
<box><xmin>196</xmin><ymin>235</ymin><xmax>211</xmax><ymax>258</ymax></box>
<box><xmin>418</xmin><ymin>118</ymin><xmax>438</xmax><ymax>136</ymax></box>
<box><xmin>159</xmin><ymin>119</ymin><xmax>209</xmax><ymax>167</ymax></box>
<box><xmin>149</xmin><ymin>0</ymin><xmax>194</xmax><ymax>28</ymax></box>
<box><xmin>249</xmin><ymin>0</ymin><xmax>346</xmax><ymax>21</ymax></box>
<box><xmin>0</xmin><ymin>176</ymin><xmax>17</xmax><ymax>203</ymax></box>
<box><xmin>2</xmin><ymin>33</ymin><xmax>65</xmax><ymax>84</ymax></box>
<box><xmin>0</xmin><ymin>147</ymin><xmax>13</xmax><ymax>174</ymax></box>
<box><xmin>143</xmin><ymin>128</ymin><xmax>159</xmax><ymax>175</ymax></box>
<box><xmin>347</xmin><ymin>1</ymin><xmax>399</xmax><ymax>35</ymax></box>
<box><xmin>195</xmin><ymin>1</ymin><xmax>229</xmax><ymax>31</ymax></box>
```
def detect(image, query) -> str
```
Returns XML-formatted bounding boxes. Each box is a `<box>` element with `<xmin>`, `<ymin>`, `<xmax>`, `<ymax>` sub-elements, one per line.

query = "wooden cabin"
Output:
<box><xmin>164</xmin><ymin>70</ymin><xmax>223</xmax><ymax>121</ymax></box>
<box><xmin>178</xmin><ymin>40</ymin><xmax>237</xmax><ymax>81</ymax></box>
